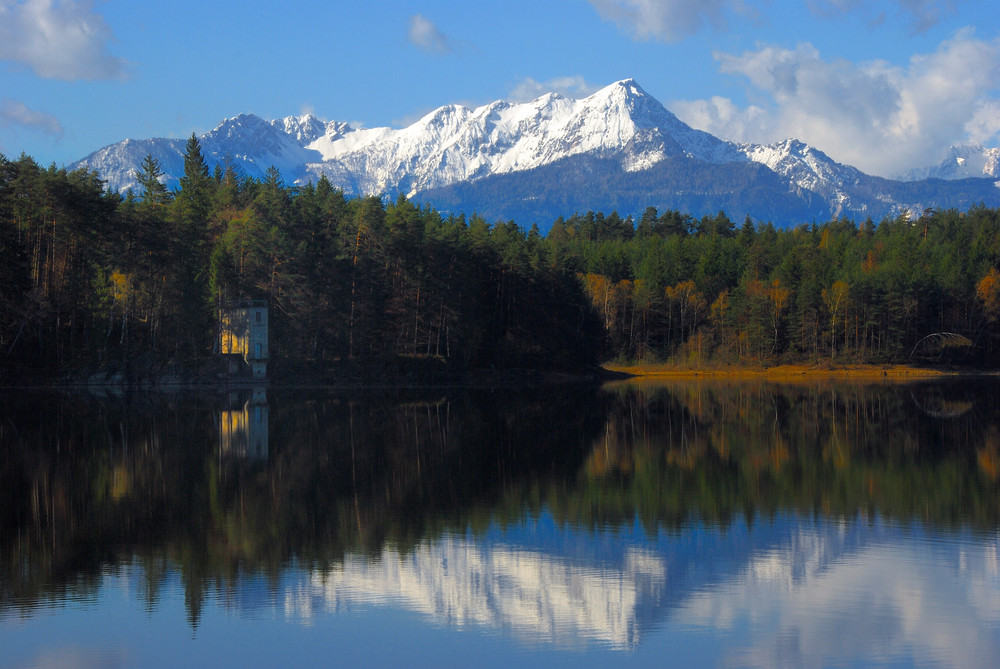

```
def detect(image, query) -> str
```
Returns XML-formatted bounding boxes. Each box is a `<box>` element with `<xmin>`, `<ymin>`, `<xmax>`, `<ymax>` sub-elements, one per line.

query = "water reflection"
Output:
<box><xmin>591</xmin><ymin>378</ymin><xmax>1000</xmax><ymax>528</ymax></box>
<box><xmin>287</xmin><ymin>535</ymin><xmax>664</xmax><ymax>649</ymax></box>
<box><xmin>909</xmin><ymin>383</ymin><xmax>976</xmax><ymax>418</ymax></box>
<box><xmin>218</xmin><ymin>386</ymin><xmax>268</xmax><ymax>460</ymax></box>
<box><xmin>678</xmin><ymin>525</ymin><xmax>1000</xmax><ymax>667</ymax></box>
<box><xmin>2</xmin><ymin>380</ymin><xmax>1000</xmax><ymax>665</ymax></box>
<box><xmin>275</xmin><ymin>513</ymin><xmax>999</xmax><ymax>663</ymax></box>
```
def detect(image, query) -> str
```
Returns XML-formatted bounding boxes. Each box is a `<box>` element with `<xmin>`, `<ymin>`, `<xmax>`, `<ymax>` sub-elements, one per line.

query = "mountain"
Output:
<box><xmin>71</xmin><ymin>79</ymin><xmax>1000</xmax><ymax>229</ymax></box>
<box><xmin>900</xmin><ymin>144</ymin><xmax>1000</xmax><ymax>181</ymax></box>
<box><xmin>415</xmin><ymin>153</ymin><xmax>833</xmax><ymax>226</ymax></box>
<box><xmin>77</xmin><ymin>113</ymin><xmax>326</xmax><ymax>189</ymax></box>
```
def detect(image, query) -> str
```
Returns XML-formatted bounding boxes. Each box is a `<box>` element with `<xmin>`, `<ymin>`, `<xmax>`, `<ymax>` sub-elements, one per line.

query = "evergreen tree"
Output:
<box><xmin>164</xmin><ymin>134</ymin><xmax>215</xmax><ymax>359</ymax></box>
<box><xmin>175</xmin><ymin>134</ymin><xmax>213</xmax><ymax>222</ymax></box>
<box><xmin>135</xmin><ymin>154</ymin><xmax>170</xmax><ymax>206</ymax></box>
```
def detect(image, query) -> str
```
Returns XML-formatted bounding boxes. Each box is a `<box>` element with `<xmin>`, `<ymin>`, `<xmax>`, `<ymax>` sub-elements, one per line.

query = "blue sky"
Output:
<box><xmin>1</xmin><ymin>0</ymin><xmax>998</xmax><ymax>177</ymax></box>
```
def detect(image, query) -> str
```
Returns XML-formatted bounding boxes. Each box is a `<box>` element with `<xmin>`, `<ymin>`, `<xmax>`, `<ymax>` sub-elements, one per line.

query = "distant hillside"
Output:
<box><xmin>413</xmin><ymin>154</ymin><xmax>832</xmax><ymax>225</ymax></box>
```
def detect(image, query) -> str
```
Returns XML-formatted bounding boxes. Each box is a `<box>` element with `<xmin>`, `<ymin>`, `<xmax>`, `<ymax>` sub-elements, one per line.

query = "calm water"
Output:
<box><xmin>2</xmin><ymin>379</ymin><xmax>999</xmax><ymax>668</ymax></box>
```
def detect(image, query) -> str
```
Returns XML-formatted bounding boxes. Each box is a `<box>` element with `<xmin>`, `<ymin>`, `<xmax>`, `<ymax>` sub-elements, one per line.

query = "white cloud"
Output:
<box><xmin>890</xmin><ymin>0</ymin><xmax>952</xmax><ymax>31</ymax></box>
<box><xmin>589</xmin><ymin>1</ymin><xmax>957</xmax><ymax>42</ymax></box>
<box><xmin>671</xmin><ymin>32</ymin><xmax>1000</xmax><ymax>176</ymax></box>
<box><xmin>407</xmin><ymin>14</ymin><xmax>452</xmax><ymax>54</ymax></box>
<box><xmin>508</xmin><ymin>76</ymin><xmax>601</xmax><ymax>102</ymax></box>
<box><xmin>671</xmin><ymin>95</ymin><xmax>770</xmax><ymax>142</ymax></box>
<box><xmin>0</xmin><ymin>98</ymin><xmax>64</xmax><ymax>135</ymax></box>
<box><xmin>0</xmin><ymin>0</ymin><xmax>127</xmax><ymax>80</ymax></box>
<box><xmin>966</xmin><ymin>100</ymin><xmax>1000</xmax><ymax>145</ymax></box>
<box><xmin>586</xmin><ymin>0</ymin><xmax>732</xmax><ymax>42</ymax></box>
<box><xmin>810</xmin><ymin>0</ymin><xmax>957</xmax><ymax>33</ymax></box>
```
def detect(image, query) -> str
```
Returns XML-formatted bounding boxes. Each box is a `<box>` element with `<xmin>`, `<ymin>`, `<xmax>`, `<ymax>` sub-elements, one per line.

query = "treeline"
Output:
<box><xmin>0</xmin><ymin>140</ymin><xmax>602</xmax><ymax>381</ymax></box>
<box><xmin>5</xmin><ymin>139</ymin><xmax>1000</xmax><ymax>380</ymax></box>
<box><xmin>557</xmin><ymin>205</ymin><xmax>1000</xmax><ymax>365</ymax></box>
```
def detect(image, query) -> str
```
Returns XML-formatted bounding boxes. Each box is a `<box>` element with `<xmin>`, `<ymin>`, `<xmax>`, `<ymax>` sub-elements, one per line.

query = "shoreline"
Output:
<box><xmin>0</xmin><ymin>366</ymin><xmax>611</xmax><ymax>392</ymax></box>
<box><xmin>4</xmin><ymin>363</ymin><xmax>997</xmax><ymax>392</ymax></box>
<box><xmin>601</xmin><ymin>362</ymin><xmax>1000</xmax><ymax>382</ymax></box>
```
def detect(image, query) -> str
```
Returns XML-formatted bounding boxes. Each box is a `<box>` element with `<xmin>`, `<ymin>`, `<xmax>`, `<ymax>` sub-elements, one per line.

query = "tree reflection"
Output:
<box><xmin>576</xmin><ymin>379</ymin><xmax>1000</xmax><ymax>530</ymax></box>
<box><xmin>0</xmin><ymin>385</ymin><xmax>602</xmax><ymax>625</ymax></box>
<box><xmin>1</xmin><ymin>379</ymin><xmax>999</xmax><ymax>627</ymax></box>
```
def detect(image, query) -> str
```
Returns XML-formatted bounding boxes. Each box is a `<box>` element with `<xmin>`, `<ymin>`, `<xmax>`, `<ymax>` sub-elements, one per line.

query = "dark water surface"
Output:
<box><xmin>2</xmin><ymin>379</ymin><xmax>999</xmax><ymax>667</ymax></box>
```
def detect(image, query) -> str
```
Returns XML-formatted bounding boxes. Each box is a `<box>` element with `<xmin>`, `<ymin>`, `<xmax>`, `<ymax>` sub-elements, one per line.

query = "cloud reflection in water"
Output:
<box><xmin>678</xmin><ymin>530</ymin><xmax>1000</xmax><ymax>667</ymax></box>
<box><xmin>277</xmin><ymin>522</ymin><xmax>1000</xmax><ymax>665</ymax></box>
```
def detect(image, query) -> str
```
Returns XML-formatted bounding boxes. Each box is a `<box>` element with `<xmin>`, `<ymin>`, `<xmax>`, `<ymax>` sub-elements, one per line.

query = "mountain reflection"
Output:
<box><xmin>276</xmin><ymin>519</ymin><xmax>999</xmax><ymax>654</ymax></box>
<box><xmin>2</xmin><ymin>379</ymin><xmax>1000</xmax><ymax>661</ymax></box>
<box><xmin>286</xmin><ymin>535</ymin><xmax>664</xmax><ymax>649</ymax></box>
<box><xmin>153</xmin><ymin>514</ymin><xmax>998</xmax><ymax>660</ymax></box>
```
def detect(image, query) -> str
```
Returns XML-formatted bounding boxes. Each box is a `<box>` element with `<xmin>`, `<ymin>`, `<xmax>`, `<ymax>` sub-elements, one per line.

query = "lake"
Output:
<box><xmin>2</xmin><ymin>378</ymin><xmax>999</xmax><ymax>668</ymax></box>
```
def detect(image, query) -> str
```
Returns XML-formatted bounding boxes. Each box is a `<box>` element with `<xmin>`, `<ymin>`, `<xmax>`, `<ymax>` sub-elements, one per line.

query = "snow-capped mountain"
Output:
<box><xmin>900</xmin><ymin>144</ymin><xmax>1000</xmax><ymax>181</ymax></box>
<box><xmin>740</xmin><ymin>139</ymin><xmax>875</xmax><ymax>217</ymax></box>
<box><xmin>72</xmin><ymin>79</ymin><xmax>1000</xmax><ymax>227</ymax></box>
<box><xmin>72</xmin><ymin>79</ymin><xmax>759</xmax><ymax>195</ymax></box>
<box><xmin>77</xmin><ymin>113</ymin><xmax>327</xmax><ymax>190</ymax></box>
<box><xmin>301</xmin><ymin>79</ymin><xmax>737</xmax><ymax>195</ymax></box>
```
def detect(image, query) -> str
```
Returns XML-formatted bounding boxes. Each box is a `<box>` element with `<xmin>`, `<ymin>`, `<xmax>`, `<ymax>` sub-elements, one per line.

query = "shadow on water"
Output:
<box><xmin>2</xmin><ymin>378</ymin><xmax>999</xmax><ymax>629</ymax></box>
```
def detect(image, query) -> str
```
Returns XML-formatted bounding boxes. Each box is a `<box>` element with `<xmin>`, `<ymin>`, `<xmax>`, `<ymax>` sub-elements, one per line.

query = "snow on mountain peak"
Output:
<box><xmin>292</xmin><ymin>78</ymin><xmax>730</xmax><ymax>195</ymax></box>
<box><xmin>899</xmin><ymin>144</ymin><xmax>1000</xmax><ymax>181</ymax></box>
<box><xmin>737</xmin><ymin>137</ymin><xmax>879</xmax><ymax>217</ymax></box>
<box><xmin>69</xmin><ymin>79</ymin><xmax>751</xmax><ymax>197</ymax></box>
<box><xmin>70</xmin><ymin>78</ymin><xmax>997</xmax><ymax>223</ymax></box>
<box><xmin>603</xmin><ymin>78</ymin><xmax>643</xmax><ymax>96</ymax></box>
<box><xmin>276</xmin><ymin>114</ymin><xmax>328</xmax><ymax>144</ymax></box>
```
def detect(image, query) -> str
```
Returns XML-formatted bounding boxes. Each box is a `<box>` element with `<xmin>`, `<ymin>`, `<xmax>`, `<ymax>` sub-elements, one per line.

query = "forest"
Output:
<box><xmin>3</xmin><ymin>135</ymin><xmax>1000</xmax><ymax>383</ymax></box>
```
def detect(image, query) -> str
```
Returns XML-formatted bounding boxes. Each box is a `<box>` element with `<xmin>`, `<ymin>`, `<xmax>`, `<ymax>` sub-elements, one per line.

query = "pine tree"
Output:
<box><xmin>165</xmin><ymin>134</ymin><xmax>215</xmax><ymax>359</ymax></box>
<box><xmin>176</xmin><ymin>134</ymin><xmax>213</xmax><ymax>222</ymax></box>
<box><xmin>179</xmin><ymin>134</ymin><xmax>210</xmax><ymax>189</ymax></box>
<box><xmin>135</xmin><ymin>154</ymin><xmax>170</xmax><ymax>206</ymax></box>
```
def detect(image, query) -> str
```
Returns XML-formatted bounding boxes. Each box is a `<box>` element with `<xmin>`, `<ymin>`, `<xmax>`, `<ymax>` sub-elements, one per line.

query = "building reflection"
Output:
<box><xmin>218</xmin><ymin>386</ymin><xmax>269</xmax><ymax>460</ymax></box>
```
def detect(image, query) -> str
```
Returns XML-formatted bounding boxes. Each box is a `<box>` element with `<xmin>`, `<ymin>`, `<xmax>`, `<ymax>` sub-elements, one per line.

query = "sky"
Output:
<box><xmin>1</xmin><ymin>0</ymin><xmax>999</xmax><ymax>178</ymax></box>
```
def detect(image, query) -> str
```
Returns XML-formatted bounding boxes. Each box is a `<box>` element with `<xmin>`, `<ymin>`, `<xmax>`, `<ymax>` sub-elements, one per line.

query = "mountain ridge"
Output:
<box><xmin>71</xmin><ymin>79</ymin><xmax>1000</xmax><ymax>228</ymax></box>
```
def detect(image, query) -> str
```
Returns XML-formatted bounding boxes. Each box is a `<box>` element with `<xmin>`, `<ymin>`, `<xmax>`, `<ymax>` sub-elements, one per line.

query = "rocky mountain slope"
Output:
<box><xmin>72</xmin><ymin>79</ymin><xmax>1000</xmax><ymax>228</ymax></box>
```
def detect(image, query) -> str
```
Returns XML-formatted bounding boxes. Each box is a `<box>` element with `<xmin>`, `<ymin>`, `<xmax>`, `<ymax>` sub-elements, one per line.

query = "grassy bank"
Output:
<box><xmin>601</xmin><ymin>361</ymin><xmax>997</xmax><ymax>382</ymax></box>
